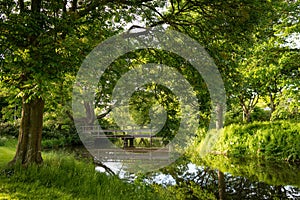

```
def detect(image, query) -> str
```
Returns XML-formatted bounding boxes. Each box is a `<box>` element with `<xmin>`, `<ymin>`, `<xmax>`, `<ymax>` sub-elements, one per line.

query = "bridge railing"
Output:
<box><xmin>79</xmin><ymin>125</ymin><xmax>158</xmax><ymax>135</ymax></box>
<box><xmin>78</xmin><ymin>125</ymin><xmax>167</xmax><ymax>149</ymax></box>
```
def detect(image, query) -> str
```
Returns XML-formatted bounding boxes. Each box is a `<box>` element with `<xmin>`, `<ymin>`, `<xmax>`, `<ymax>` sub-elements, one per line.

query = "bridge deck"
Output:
<box><xmin>80</xmin><ymin>126</ymin><xmax>164</xmax><ymax>148</ymax></box>
<box><xmin>92</xmin><ymin>134</ymin><xmax>161</xmax><ymax>139</ymax></box>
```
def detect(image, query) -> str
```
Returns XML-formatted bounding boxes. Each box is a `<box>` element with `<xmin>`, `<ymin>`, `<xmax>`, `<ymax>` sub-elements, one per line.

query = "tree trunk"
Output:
<box><xmin>216</xmin><ymin>105</ymin><xmax>226</xmax><ymax>199</ymax></box>
<box><xmin>218</xmin><ymin>170</ymin><xmax>226</xmax><ymax>200</ymax></box>
<box><xmin>242</xmin><ymin>107</ymin><xmax>251</xmax><ymax>123</ymax></box>
<box><xmin>10</xmin><ymin>96</ymin><xmax>44</xmax><ymax>166</ymax></box>
<box><xmin>216</xmin><ymin>103</ymin><xmax>223</xmax><ymax>130</ymax></box>
<box><xmin>268</xmin><ymin>92</ymin><xmax>276</xmax><ymax>120</ymax></box>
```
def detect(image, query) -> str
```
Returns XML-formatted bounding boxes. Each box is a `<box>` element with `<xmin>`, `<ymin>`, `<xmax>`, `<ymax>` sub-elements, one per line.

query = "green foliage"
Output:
<box><xmin>224</xmin><ymin>109</ymin><xmax>243</xmax><ymax>126</ymax></box>
<box><xmin>41</xmin><ymin>138</ymin><xmax>70</xmax><ymax>149</ymax></box>
<box><xmin>42</xmin><ymin>125</ymin><xmax>81</xmax><ymax>148</ymax></box>
<box><xmin>250</xmin><ymin>107</ymin><xmax>270</xmax><ymax>122</ymax></box>
<box><xmin>0</xmin><ymin>137</ymin><xmax>7</xmax><ymax>146</ymax></box>
<box><xmin>271</xmin><ymin>85</ymin><xmax>300</xmax><ymax>121</ymax></box>
<box><xmin>1</xmin><ymin>0</ymin><xmax>299</xmax><ymax>169</ymax></box>
<box><xmin>0</xmin><ymin>121</ymin><xmax>81</xmax><ymax>148</ymax></box>
<box><xmin>0</xmin><ymin>138</ymin><xmax>217</xmax><ymax>200</ymax></box>
<box><xmin>212</xmin><ymin>121</ymin><xmax>300</xmax><ymax>161</ymax></box>
<box><xmin>163</xmin><ymin>0</ymin><xmax>299</xmax><ymax>124</ymax></box>
<box><xmin>0</xmin><ymin>137</ymin><xmax>17</xmax><ymax>168</ymax></box>
<box><xmin>1</xmin><ymin>0</ymin><xmax>164</xmax><ymax>165</ymax></box>
<box><xmin>0</xmin><ymin>122</ymin><xmax>19</xmax><ymax>137</ymax></box>
<box><xmin>95</xmin><ymin>49</ymin><xmax>210</xmax><ymax>141</ymax></box>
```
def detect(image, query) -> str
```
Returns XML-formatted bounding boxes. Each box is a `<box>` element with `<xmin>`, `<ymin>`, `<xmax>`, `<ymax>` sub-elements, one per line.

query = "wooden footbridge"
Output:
<box><xmin>78</xmin><ymin>125</ymin><xmax>172</xmax><ymax>162</ymax></box>
<box><xmin>79</xmin><ymin>125</ymin><xmax>162</xmax><ymax>148</ymax></box>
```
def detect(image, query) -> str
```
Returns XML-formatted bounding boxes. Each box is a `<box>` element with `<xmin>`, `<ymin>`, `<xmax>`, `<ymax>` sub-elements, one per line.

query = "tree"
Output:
<box><xmin>153</xmin><ymin>0</ymin><xmax>287</xmax><ymax>124</ymax></box>
<box><xmin>0</xmin><ymin>0</ymin><xmax>164</xmax><ymax>165</ymax></box>
<box><xmin>2</xmin><ymin>0</ymin><xmax>298</xmax><ymax>166</ymax></box>
<box><xmin>231</xmin><ymin>0</ymin><xmax>300</xmax><ymax>121</ymax></box>
<box><xmin>94</xmin><ymin>48</ymin><xmax>208</xmax><ymax>141</ymax></box>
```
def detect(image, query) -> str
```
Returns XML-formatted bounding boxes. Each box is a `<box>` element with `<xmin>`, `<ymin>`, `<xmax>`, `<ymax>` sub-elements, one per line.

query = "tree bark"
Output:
<box><xmin>216</xmin><ymin>103</ymin><xmax>223</xmax><ymax>130</ymax></box>
<box><xmin>243</xmin><ymin>108</ymin><xmax>251</xmax><ymax>123</ymax></box>
<box><xmin>216</xmin><ymin>103</ymin><xmax>226</xmax><ymax>199</ymax></box>
<box><xmin>218</xmin><ymin>170</ymin><xmax>226</xmax><ymax>200</ymax></box>
<box><xmin>10</xmin><ymin>96</ymin><xmax>44</xmax><ymax>166</ymax></box>
<box><xmin>18</xmin><ymin>0</ymin><xmax>25</xmax><ymax>13</ymax></box>
<box><xmin>268</xmin><ymin>91</ymin><xmax>277</xmax><ymax>120</ymax></box>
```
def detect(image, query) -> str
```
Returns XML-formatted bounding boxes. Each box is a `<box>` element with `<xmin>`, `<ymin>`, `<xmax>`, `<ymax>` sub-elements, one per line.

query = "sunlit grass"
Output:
<box><xmin>2</xmin><ymin>137</ymin><xmax>212</xmax><ymax>200</ymax></box>
<box><xmin>210</xmin><ymin>121</ymin><xmax>300</xmax><ymax>162</ymax></box>
<box><xmin>0</xmin><ymin>138</ymin><xmax>167</xmax><ymax>200</ymax></box>
<box><xmin>0</xmin><ymin>137</ymin><xmax>16</xmax><ymax>168</ymax></box>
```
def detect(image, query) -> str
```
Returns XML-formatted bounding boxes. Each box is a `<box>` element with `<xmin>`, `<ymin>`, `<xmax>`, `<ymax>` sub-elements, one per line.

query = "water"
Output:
<box><xmin>144</xmin><ymin>161</ymin><xmax>300</xmax><ymax>199</ymax></box>
<box><xmin>69</xmin><ymin>146</ymin><xmax>300</xmax><ymax>199</ymax></box>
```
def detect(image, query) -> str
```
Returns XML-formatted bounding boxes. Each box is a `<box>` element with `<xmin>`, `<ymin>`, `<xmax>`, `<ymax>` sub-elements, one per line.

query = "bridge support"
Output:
<box><xmin>123</xmin><ymin>137</ymin><xmax>134</xmax><ymax>148</ymax></box>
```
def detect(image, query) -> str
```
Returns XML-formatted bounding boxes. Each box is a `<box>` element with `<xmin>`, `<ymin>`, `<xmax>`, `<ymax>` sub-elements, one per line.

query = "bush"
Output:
<box><xmin>0</xmin><ymin>137</ymin><xmax>8</xmax><ymax>146</ymax></box>
<box><xmin>212</xmin><ymin>121</ymin><xmax>300</xmax><ymax>162</ymax></box>
<box><xmin>0</xmin><ymin>122</ymin><xmax>81</xmax><ymax>148</ymax></box>
<box><xmin>251</xmin><ymin>107</ymin><xmax>270</xmax><ymax>122</ymax></box>
<box><xmin>0</xmin><ymin>122</ymin><xmax>19</xmax><ymax>137</ymax></box>
<box><xmin>224</xmin><ymin>109</ymin><xmax>243</xmax><ymax>126</ymax></box>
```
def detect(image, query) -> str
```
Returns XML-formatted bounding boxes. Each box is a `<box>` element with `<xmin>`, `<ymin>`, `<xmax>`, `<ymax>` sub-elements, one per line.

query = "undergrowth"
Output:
<box><xmin>212</xmin><ymin>121</ymin><xmax>300</xmax><ymax>162</ymax></box>
<box><xmin>0</xmin><ymin>145</ymin><xmax>164</xmax><ymax>200</ymax></box>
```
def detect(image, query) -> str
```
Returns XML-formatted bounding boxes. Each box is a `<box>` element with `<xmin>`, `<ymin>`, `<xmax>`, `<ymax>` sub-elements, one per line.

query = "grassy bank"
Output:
<box><xmin>0</xmin><ymin>138</ymin><xmax>216</xmax><ymax>200</ymax></box>
<box><xmin>0</xmin><ymin>137</ymin><xmax>16</xmax><ymax>168</ymax></box>
<box><xmin>208</xmin><ymin>121</ymin><xmax>300</xmax><ymax>162</ymax></box>
<box><xmin>0</xmin><ymin>139</ymin><xmax>169</xmax><ymax>200</ymax></box>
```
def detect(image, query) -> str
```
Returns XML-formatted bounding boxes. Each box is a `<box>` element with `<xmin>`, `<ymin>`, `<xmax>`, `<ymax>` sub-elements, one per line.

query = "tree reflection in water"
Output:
<box><xmin>146</xmin><ymin>157</ymin><xmax>300</xmax><ymax>200</ymax></box>
<box><xmin>67</xmin><ymin>146</ymin><xmax>300</xmax><ymax>199</ymax></box>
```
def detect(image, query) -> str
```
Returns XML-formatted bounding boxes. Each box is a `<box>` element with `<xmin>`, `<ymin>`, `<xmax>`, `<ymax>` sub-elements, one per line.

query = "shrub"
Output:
<box><xmin>0</xmin><ymin>122</ymin><xmax>19</xmax><ymax>137</ymax></box>
<box><xmin>251</xmin><ymin>107</ymin><xmax>270</xmax><ymax>122</ymax></box>
<box><xmin>0</xmin><ymin>137</ymin><xmax>8</xmax><ymax>146</ymax></box>
<box><xmin>212</xmin><ymin>121</ymin><xmax>300</xmax><ymax>162</ymax></box>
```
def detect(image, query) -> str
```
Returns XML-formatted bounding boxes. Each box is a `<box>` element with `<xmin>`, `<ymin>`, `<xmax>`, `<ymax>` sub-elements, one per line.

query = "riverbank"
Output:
<box><xmin>0</xmin><ymin>138</ymin><xmax>217</xmax><ymax>200</ymax></box>
<box><xmin>1</xmin><ymin>120</ymin><xmax>299</xmax><ymax>199</ymax></box>
<box><xmin>197</xmin><ymin>120</ymin><xmax>300</xmax><ymax>162</ymax></box>
<box><xmin>0</xmin><ymin>139</ymin><xmax>169</xmax><ymax>200</ymax></box>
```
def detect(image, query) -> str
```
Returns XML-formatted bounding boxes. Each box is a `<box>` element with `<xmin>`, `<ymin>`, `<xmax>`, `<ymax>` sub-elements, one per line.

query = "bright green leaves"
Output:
<box><xmin>212</xmin><ymin>121</ymin><xmax>300</xmax><ymax>161</ymax></box>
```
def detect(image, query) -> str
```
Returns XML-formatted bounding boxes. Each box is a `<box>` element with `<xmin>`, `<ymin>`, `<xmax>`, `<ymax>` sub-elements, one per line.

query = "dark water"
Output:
<box><xmin>65</xmin><ymin>146</ymin><xmax>300</xmax><ymax>199</ymax></box>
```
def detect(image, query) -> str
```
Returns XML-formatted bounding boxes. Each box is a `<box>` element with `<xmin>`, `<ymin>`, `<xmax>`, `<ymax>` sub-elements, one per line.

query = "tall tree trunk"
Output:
<box><xmin>218</xmin><ymin>170</ymin><xmax>226</xmax><ymax>200</ymax></box>
<box><xmin>216</xmin><ymin>104</ymin><xmax>226</xmax><ymax>199</ymax></box>
<box><xmin>216</xmin><ymin>103</ymin><xmax>224</xmax><ymax>130</ymax></box>
<box><xmin>10</xmin><ymin>96</ymin><xmax>44</xmax><ymax>165</ymax></box>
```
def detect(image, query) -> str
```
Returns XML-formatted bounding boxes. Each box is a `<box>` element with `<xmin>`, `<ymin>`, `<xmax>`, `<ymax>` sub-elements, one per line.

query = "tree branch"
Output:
<box><xmin>96</xmin><ymin>108</ymin><xmax>112</xmax><ymax>119</ymax></box>
<box><xmin>18</xmin><ymin>0</ymin><xmax>25</xmax><ymax>13</ymax></box>
<box><xmin>72</xmin><ymin>0</ymin><xmax>78</xmax><ymax>12</ymax></box>
<box><xmin>94</xmin><ymin>158</ymin><xmax>115</xmax><ymax>175</ymax></box>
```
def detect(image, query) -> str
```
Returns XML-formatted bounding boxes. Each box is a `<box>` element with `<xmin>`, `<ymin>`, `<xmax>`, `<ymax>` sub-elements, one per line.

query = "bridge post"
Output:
<box><xmin>150</xmin><ymin>126</ymin><xmax>153</xmax><ymax>147</ymax></box>
<box><xmin>129</xmin><ymin>138</ymin><xmax>134</xmax><ymax>148</ymax></box>
<box><xmin>123</xmin><ymin>138</ymin><xmax>128</xmax><ymax>148</ymax></box>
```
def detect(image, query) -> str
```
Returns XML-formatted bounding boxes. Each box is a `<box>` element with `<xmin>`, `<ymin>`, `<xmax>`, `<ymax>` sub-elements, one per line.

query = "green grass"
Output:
<box><xmin>0</xmin><ymin>137</ymin><xmax>17</xmax><ymax>168</ymax></box>
<box><xmin>210</xmin><ymin>120</ymin><xmax>300</xmax><ymax>162</ymax></box>
<box><xmin>0</xmin><ymin>139</ymin><xmax>173</xmax><ymax>200</ymax></box>
<box><xmin>0</xmin><ymin>137</ymin><xmax>219</xmax><ymax>200</ymax></box>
